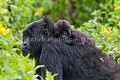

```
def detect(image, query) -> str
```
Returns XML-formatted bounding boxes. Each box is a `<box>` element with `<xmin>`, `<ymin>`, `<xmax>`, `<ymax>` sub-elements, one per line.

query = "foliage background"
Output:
<box><xmin>0</xmin><ymin>0</ymin><xmax>120</xmax><ymax>80</ymax></box>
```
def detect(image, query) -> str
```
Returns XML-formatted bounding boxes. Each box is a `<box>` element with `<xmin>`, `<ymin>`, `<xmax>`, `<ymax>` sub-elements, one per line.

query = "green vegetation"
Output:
<box><xmin>0</xmin><ymin>0</ymin><xmax>120</xmax><ymax>80</ymax></box>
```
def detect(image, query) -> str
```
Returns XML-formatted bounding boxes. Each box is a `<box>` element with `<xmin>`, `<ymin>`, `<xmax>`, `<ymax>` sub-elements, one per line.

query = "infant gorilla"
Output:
<box><xmin>54</xmin><ymin>20</ymin><xmax>95</xmax><ymax>46</ymax></box>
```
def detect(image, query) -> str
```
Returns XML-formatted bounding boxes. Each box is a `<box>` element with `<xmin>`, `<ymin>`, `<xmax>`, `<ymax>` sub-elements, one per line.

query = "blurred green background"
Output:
<box><xmin>0</xmin><ymin>0</ymin><xmax>120</xmax><ymax>80</ymax></box>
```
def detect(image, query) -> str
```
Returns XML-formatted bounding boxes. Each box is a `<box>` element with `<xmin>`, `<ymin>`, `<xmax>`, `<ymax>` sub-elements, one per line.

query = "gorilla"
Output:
<box><xmin>22</xmin><ymin>17</ymin><xmax>120</xmax><ymax>80</ymax></box>
<box><xmin>54</xmin><ymin>20</ymin><xmax>95</xmax><ymax>46</ymax></box>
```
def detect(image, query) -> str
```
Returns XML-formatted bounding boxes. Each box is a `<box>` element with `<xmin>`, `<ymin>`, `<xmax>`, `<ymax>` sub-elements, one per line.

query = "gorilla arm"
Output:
<box><xmin>38</xmin><ymin>44</ymin><xmax>63</xmax><ymax>80</ymax></box>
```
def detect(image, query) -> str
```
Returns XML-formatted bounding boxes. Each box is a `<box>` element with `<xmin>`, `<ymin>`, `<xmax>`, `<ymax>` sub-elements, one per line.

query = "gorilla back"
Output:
<box><xmin>22</xmin><ymin>17</ymin><xmax>120</xmax><ymax>80</ymax></box>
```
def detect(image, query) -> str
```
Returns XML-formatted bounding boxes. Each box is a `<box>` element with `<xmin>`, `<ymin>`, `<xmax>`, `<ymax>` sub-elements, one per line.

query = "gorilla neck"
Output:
<box><xmin>31</xmin><ymin>44</ymin><xmax>43</xmax><ymax>59</ymax></box>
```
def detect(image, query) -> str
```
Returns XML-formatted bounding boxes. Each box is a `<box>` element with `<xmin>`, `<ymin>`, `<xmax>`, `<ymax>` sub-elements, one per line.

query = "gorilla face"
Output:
<box><xmin>22</xmin><ymin>17</ymin><xmax>54</xmax><ymax>58</ymax></box>
<box><xmin>22</xmin><ymin>37</ymin><xmax>32</xmax><ymax>56</ymax></box>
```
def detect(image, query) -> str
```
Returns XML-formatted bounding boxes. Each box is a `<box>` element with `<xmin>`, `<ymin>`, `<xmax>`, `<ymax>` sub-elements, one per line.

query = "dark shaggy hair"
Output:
<box><xmin>53</xmin><ymin>20</ymin><xmax>95</xmax><ymax>46</ymax></box>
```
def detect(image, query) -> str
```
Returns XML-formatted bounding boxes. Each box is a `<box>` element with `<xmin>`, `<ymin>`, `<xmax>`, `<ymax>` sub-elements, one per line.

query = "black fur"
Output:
<box><xmin>22</xmin><ymin>17</ymin><xmax>120</xmax><ymax>80</ymax></box>
<box><xmin>53</xmin><ymin>20</ymin><xmax>95</xmax><ymax>46</ymax></box>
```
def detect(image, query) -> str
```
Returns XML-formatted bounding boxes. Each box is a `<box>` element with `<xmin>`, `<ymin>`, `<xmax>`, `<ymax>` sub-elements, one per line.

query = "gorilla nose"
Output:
<box><xmin>22</xmin><ymin>42</ymin><xmax>28</xmax><ymax>48</ymax></box>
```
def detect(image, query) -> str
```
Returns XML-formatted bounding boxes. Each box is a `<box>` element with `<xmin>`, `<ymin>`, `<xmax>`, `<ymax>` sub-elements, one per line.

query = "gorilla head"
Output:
<box><xmin>22</xmin><ymin>17</ymin><xmax>54</xmax><ymax>58</ymax></box>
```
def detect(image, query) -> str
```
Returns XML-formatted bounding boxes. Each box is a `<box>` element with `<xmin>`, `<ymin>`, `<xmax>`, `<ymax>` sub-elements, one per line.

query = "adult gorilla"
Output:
<box><xmin>22</xmin><ymin>17</ymin><xmax>120</xmax><ymax>80</ymax></box>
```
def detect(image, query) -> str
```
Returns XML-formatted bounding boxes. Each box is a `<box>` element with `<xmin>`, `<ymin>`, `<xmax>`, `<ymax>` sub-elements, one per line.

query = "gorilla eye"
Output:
<box><xmin>42</xmin><ymin>29</ymin><xmax>47</xmax><ymax>35</ymax></box>
<box><xmin>23</xmin><ymin>33</ymin><xmax>32</xmax><ymax>41</ymax></box>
